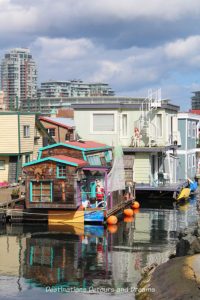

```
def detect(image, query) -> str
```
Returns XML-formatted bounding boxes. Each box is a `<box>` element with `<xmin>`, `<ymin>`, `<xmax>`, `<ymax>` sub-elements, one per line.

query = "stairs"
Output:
<box><xmin>136</xmin><ymin>89</ymin><xmax>162</xmax><ymax>147</ymax></box>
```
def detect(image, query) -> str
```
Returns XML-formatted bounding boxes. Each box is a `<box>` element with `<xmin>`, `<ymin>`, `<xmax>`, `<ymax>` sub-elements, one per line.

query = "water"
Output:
<box><xmin>0</xmin><ymin>197</ymin><xmax>199</xmax><ymax>300</ymax></box>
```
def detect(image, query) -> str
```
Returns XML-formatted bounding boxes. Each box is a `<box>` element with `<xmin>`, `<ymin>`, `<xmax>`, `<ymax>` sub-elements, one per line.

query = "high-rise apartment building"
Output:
<box><xmin>1</xmin><ymin>48</ymin><xmax>37</xmax><ymax>109</ymax></box>
<box><xmin>191</xmin><ymin>91</ymin><xmax>200</xmax><ymax>110</ymax></box>
<box><xmin>37</xmin><ymin>80</ymin><xmax>115</xmax><ymax>98</ymax></box>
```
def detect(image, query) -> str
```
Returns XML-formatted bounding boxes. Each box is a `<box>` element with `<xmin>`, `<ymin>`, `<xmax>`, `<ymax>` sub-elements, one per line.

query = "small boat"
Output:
<box><xmin>176</xmin><ymin>188</ymin><xmax>191</xmax><ymax>201</ymax></box>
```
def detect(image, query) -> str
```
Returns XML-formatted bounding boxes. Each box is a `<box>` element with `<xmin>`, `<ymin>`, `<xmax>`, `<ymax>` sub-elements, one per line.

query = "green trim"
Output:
<box><xmin>39</xmin><ymin>142</ymin><xmax>111</xmax><ymax>152</ymax></box>
<box><xmin>82</xmin><ymin>151</ymin><xmax>87</xmax><ymax>161</ymax></box>
<box><xmin>30</xmin><ymin>180</ymin><xmax>53</xmax><ymax>203</ymax></box>
<box><xmin>30</xmin><ymin>181</ymin><xmax>33</xmax><ymax>202</ymax></box>
<box><xmin>23</xmin><ymin>157</ymin><xmax>78</xmax><ymax>167</ymax></box>
<box><xmin>56</xmin><ymin>164</ymin><xmax>67</xmax><ymax>179</ymax></box>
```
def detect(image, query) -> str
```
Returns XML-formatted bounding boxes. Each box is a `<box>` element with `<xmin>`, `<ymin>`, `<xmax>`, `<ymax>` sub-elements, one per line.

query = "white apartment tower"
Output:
<box><xmin>1</xmin><ymin>48</ymin><xmax>37</xmax><ymax>109</ymax></box>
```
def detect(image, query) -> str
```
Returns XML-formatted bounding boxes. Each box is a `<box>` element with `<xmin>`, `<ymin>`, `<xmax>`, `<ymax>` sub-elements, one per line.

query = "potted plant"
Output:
<box><xmin>11</xmin><ymin>188</ymin><xmax>20</xmax><ymax>200</ymax></box>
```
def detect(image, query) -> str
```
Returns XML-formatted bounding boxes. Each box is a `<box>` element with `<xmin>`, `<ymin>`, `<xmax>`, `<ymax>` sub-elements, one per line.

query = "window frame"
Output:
<box><xmin>156</xmin><ymin>113</ymin><xmax>163</xmax><ymax>138</ymax></box>
<box><xmin>192</xmin><ymin>154</ymin><xmax>196</xmax><ymax>168</ymax></box>
<box><xmin>23</xmin><ymin>125</ymin><xmax>30</xmax><ymax>138</ymax></box>
<box><xmin>90</xmin><ymin>111</ymin><xmax>117</xmax><ymax>134</ymax></box>
<box><xmin>121</xmin><ymin>113</ymin><xmax>128</xmax><ymax>137</ymax></box>
<box><xmin>192</xmin><ymin>122</ymin><xmax>196</xmax><ymax>138</ymax></box>
<box><xmin>47</xmin><ymin>128</ymin><xmax>56</xmax><ymax>137</ymax></box>
<box><xmin>30</xmin><ymin>181</ymin><xmax>53</xmax><ymax>203</ymax></box>
<box><xmin>87</xmin><ymin>154</ymin><xmax>102</xmax><ymax>166</ymax></box>
<box><xmin>56</xmin><ymin>164</ymin><xmax>67</xmax><ymax>179</ymax></box>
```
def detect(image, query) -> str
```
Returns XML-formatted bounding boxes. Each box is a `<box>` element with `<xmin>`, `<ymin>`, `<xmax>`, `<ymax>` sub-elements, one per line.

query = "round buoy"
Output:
<box><xmin>132</xmin><ymin>201</ymin><xmax>140</xmax><ymax>209</ymax></box>
<box><xmin>124</xmin><ymin>216</ymin><xmax>134</xmax><ymax>223</ymax></box>
<box><xmin>124</xmin><ymin>208</ymin><xmax>134</xmax><ymax>217</ymax></box>
<box><xmin>107</xmin><ymin>215</ymin><xmax>118</xmax><ymax>225</ymax></box>
<box><xmin>107</xmin><ymin>224</ymin><xmax>118</xmax><ymax>234</ymax></box>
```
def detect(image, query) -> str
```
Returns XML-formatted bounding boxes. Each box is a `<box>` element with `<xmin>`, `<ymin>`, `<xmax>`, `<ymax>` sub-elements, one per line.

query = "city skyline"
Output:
<box><xmin>1</xmin><ymin>1</ymin><xmax>200</xmax><ymax>109</ymax></box>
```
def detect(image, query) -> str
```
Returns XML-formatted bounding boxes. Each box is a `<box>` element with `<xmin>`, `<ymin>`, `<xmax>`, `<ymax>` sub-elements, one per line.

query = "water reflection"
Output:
<box><xmin>0</xmin><ymin>197</ymin><xmax>199</xmax><ymax>299</ymax></box>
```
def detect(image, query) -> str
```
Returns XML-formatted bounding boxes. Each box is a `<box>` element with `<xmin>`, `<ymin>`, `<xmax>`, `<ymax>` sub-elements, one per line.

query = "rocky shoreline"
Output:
<box><xmin>136</xmin><ymin>253</ymin><xmax>200</xmax><ymax>300</ymax></box>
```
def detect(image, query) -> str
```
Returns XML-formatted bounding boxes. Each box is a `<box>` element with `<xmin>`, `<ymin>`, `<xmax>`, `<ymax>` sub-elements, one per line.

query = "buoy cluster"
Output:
<box><xmin>106</xmin><ymin>201</ymin><xmax>140</xmax><ymax>231</ymax></box>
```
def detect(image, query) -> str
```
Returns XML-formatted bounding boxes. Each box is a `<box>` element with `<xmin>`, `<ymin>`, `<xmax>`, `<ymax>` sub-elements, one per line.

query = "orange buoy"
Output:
<box><xmin>124</xmin><ymin>216</ymin><xmax>134</xmax><ymax>223</ymax></box>
<box><xmin>132</xmin><ymin>201</ymin><xmax>140</xmax><ymax>209</ymax></box>
<box><xmin>107</xmin><ymin>224</ymin><xmax>118</xmax><ymax>234</ymax></box>
<box><xmin>107</xmin><ymin>215</ymin><xmax>118</xmax><ymax>225</ymax></box>
<box><xmin>124</xmin><ymin>208</ymin><xmax>134</xmax><ymax>217</ymax></box>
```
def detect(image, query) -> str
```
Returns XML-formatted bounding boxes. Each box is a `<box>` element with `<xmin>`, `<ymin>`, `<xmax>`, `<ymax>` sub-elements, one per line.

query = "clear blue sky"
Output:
<box><xmin>1</xmin><ymin>0</ymin><xmax>200</xmax><ymax>110</ymax></box>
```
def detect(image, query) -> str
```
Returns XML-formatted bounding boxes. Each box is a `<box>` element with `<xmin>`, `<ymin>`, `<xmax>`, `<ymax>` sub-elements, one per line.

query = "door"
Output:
<box><xmin>8</xmin><ymin>156</ymin><xmax>18</xmax><ymax>183</ymax></box>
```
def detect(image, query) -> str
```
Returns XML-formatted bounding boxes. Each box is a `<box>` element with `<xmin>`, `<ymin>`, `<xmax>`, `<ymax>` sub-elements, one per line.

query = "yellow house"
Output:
<box><xmin>0</xmin><ymin>112</ymin><xmax>54</xmax><ymax>183</ymax></box>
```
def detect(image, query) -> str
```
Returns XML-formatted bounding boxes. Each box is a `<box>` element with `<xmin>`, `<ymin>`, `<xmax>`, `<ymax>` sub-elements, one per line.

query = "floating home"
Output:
<box><xmin>72</xmin><ymin>93</ymin><xmax>188</xmax><ymax>199</ymax></box>
<box><xmin>23</xmin><ymin>141</ymin><xmax>135</xmax><ymax>223</ymax></box>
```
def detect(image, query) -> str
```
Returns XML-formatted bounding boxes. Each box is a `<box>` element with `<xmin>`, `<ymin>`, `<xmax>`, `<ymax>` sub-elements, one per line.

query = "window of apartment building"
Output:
<box><xmin>47</xmin><ymin>128</ymin><xmax>55</xmax><ymax>137</ymax></box>
<box><xmin>192</xmin><ymin>122</ymin><xmax>196</xmax><ymax>138</ymax></box>
<box><xmin>23</xmin><ymin>125</ymin><xmax>30</xmax><ymax>138</ymax></box>
<box><xmin>92</xmin><ymin>113</ymin><xmax>115</xmax><ymax>132</ymax></box>
<box><xmin>0</xmin><ymin>160</ymin><xmax>5</xmax><ymax>170</ymax></box>
<box><xmin>121</xmin><ymin>114</ymin><xmax>128</xmax><ymax>136</ymax></box>
<box><xmin>156</xmin><ymin>114</ymin><xmax>162</xmax><ymax>137</ymax></box>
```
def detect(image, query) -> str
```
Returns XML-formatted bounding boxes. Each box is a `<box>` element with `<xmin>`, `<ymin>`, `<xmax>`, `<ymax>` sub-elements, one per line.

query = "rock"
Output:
<box><xmin>136</xmin><ymin>254</ymin><xmax>200</xmax><ymax>300</ymax></box>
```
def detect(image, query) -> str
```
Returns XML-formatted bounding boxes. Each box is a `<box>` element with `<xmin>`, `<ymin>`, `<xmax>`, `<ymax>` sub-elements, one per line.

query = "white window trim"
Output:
<box><xmin>188</xmin><ymin>154</ymin><xmax>191</xmax><ymax>169</ymax></box>
<box><xmin>120</xmin><ymin>113</ymin><xmax>129</xmax><ymax>138</ymax></box>
<box><xmin>192</xmin><ymin>154</ymin><xmax>196</xmax><ymax>168</ymax></box>
<box><xmin>192</xmin><ymin>122</ymin><xmax>196</xmax><ymax>139</ymax></box>
<box><xmin>90</xmin><ymin>111</ymin><xmax>117</xmax><ymax>134</ymax></box>
<box><xmin>156</xmin><ymin>113</ymin><xmax>163</xmax><ymax>138</ymax></box>
<box><xmin>188</xmin><ymin>121</ymin><xmax>191</xmax><ymax>137</ymax></box>
<box><xmin>23</xmin><ymin>125</ymin><xmax>30</xmax><ymax>138</ymax></box>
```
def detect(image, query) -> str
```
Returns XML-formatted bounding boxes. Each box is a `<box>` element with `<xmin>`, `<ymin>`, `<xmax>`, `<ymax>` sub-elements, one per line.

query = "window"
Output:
<box><xmin>30</xmin><ymin>181</ymin><xmax>52</xmax><ymax>202</ymax></box>
<box><xmin>0</xmin><ymin>160</ymin><xmax>5</xmax><ymax>170</ymax></box>
<box><xmin>188</xmin><ymin>121</ymin><xmax>192</xmax><ymax>137</ymax></box>
<box><xmin>25</xmin><ymin>154</ymin><xmax>30</xmax><ymax>163</ymax></box>
<box><xmin>192</xmin><ymin>154</ymin><xmax>196</xmax><ymax>168</ymax></box>
<box><xmin>56</xmin><ymin>164</ymin><xmax>67</xmax><ymax>178</ymax></box>
<box><xmin>93</xmin><ymin>113</ymin><xmax>115</xmax><ymax>132</ymax></box>
<box><xmin>156</xmin><ymin>114</ymin><xmax>162</xmax><ymax>137</ymax></box>
<box><xmin>188</xmin><ymin>155</ymin><xmax>191</xmax><ymax>169</ymax></box>
<box><xmin>23</xmin><ymin>125</ymin><xmax>30</xmax><ymax>137</ymax></box>
<box><xmin>105</xmin><ymin>150</ymin><xmax>112</xmax><ymax>162</ymax></box>
<box><xmin>122</xmin><ymin>114</ymin><xmax>128</xmax><ymax>136</ymax></box>
<box><xmin>47</xmin><ymin>128</ymin><xmax>55</xmax><ymax>137</ymax></box>
<box><xmin>87</xmin><ymin>155</ymin><xmax>101</xmax><ymax>165</ymax></box>
<box><xmin>192</xmin><ymin>122</ymin><xmax>196</xmax><ymax>138</ymax></box>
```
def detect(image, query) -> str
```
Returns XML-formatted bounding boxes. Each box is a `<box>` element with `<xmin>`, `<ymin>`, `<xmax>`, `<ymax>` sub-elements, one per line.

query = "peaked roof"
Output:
<box><xmin>39</xmin><ymin>116</ymin><xmax>75</xmax><ymax>129</ymax></box>
<box><xmin>39</xmin><ymin>141</ymin><xmax>111</xmax><ymax>152</ymax></box>
<box><xmin>23</xmin><ymin>155</ymin><xmax>87</xmax><ymax>168</ymax></box>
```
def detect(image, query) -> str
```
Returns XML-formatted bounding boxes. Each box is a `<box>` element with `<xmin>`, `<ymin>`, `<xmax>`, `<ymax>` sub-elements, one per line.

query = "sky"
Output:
<box><xmin>1</xmin><ymin>0</ymin><xmax>200</xmax><ymax>109</ymax></box>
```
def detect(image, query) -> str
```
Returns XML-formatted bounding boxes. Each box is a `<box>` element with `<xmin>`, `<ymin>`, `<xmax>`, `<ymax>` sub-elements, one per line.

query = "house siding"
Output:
<box><xmin>134</xmin><ymin>153</ymin><xmax>150</xmax><ymax>183</ymax></box>
<box><xmin>0</xmin><ymin>156</ymin><xmax>9</xmax><ymax>182</ymax></box>
<box><xmin>20</xmin><ymin>115</ymin><xmax>35</xmax><ymax>154</ymax></box>
<box><xmin>0</xmin><ymin>115</ymin><xmax>18</xmax><ymax>153</ymax></box>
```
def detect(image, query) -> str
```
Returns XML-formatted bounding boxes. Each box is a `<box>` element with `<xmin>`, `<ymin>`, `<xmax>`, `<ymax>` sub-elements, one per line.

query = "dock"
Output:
<box><xmin>135</xmin><ymin>180</ymin><xmax>188</xmax><ymax>199</ymax></box>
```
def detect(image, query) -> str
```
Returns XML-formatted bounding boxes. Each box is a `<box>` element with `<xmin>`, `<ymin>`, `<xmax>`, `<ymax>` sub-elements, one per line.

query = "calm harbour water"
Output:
<box><xmin>0</xmin><ymin>197</ymin><xmax>199</xmax><ymax>300</ymax></box>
